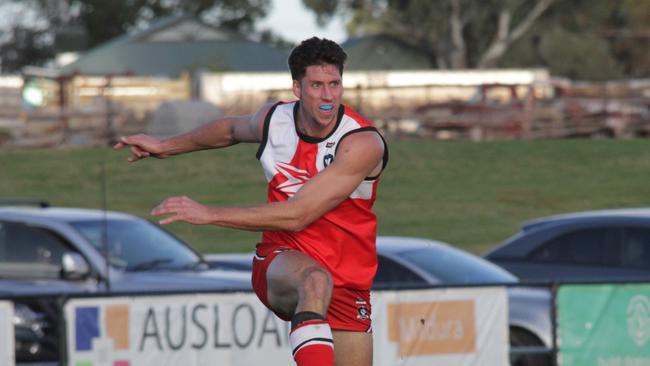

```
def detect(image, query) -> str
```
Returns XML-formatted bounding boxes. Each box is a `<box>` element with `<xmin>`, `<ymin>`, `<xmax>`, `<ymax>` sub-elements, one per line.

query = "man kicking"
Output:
<box><xmin>115</xmin><ymin>37</ymin><xmax>388</xmax><ymax>366</ymax></box>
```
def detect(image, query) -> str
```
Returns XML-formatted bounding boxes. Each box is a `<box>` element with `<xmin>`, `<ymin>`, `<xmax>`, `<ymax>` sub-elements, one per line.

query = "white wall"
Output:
<box><xmin>198</xmin><ymin>69</ymin><xmax>552</xmax><ymax>114</ymax></box>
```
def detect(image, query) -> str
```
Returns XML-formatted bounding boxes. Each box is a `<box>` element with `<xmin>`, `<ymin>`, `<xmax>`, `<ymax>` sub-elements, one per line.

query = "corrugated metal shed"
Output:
<box><xmin>59</xmin><ymin>16</ymin><xmax>290</xmax><ymax>77</ymax></box>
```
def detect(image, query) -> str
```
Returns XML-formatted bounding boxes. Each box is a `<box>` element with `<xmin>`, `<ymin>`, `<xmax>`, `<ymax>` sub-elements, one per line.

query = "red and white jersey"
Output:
<box><xmin>256</xmin><ymin>101</ymin><xmax>388</xmax><ymax>290</ymax></box>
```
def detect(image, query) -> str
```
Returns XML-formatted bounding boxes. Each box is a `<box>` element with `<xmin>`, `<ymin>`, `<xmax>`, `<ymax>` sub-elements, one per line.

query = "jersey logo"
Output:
<box><xmin>274</xmin><ymin>162</ymin><xmax>311</xmax><ymax>196</ymax></box>
<box><xmin>326</xmin><ymin>141</ymin><xmax>336</xmax><ymax>148</ymax></box>
<box><xmin>356</xmin><ymin>298</ymin><xmax>369</xmax><ymax>320</ymax></box>
<box><xmin>323</xmin><ymin>154</ymin><xmax>334</xmax><ymax>167</ymax></box>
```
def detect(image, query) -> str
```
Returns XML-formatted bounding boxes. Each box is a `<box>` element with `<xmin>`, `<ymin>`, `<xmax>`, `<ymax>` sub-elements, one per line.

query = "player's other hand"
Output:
<box><xmin>113</xmin><ymin>134</ymin><xmax>164</xmax><ymax>162</ymax></box>
<box><xmin>151</xmin><ymin>196</ymin><xmax>213</xmax><ymax>225</ymax></box>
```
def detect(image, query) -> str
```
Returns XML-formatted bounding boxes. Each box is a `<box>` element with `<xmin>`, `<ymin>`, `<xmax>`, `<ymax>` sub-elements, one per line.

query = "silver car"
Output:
<box><xmin>0</xmin><ymin>203</ymin><xmax>250</xmax><ymax>365</ymax></box>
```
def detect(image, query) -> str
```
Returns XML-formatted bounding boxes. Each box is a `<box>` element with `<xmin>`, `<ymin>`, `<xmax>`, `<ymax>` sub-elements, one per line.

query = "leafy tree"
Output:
<box><xmin>0</xmin><ymin>25</ymin><xmax>53</xmax><ymax>72</ymax></box>
<box><xmin>32</xmin><ymin>0</ymin><xmax>271</xmax><ymax>48</ymax></box>
<box><xmin>305</xmin><ymin>0</ymin><xmax>648</xmax><ymax>79</ymax></box>
<box><xmin>603</xmin><ymin>0</ymin><xmax>650</xmax><ymax>78</ymax></box>
<box><xmin>303</xmin><ymin>0</ymin><xmax>555</xmax><ymax>69</ymax></box>
<box><xmin>259</xmin><ymin>30</ymin><xmax>296</xmax><ymax>49</ymax></box>
<box><xmin>504</xmin><ymin>27</ymin><xmax>624</xmax><ymax>80</ymax></box>
<box><xmin>0</xmin><ymin>0</ymin><xmax>272</xmax><ymax>72</ymax></box>
<box><xmin>503</xmin><ymin>0</ymin><xmax>648</xmax><ymax>79</ymax></box>
<box><xmin>500</xmin><ymin>0</ymin><xmax>622</xmax><ymax>80</ymax></box>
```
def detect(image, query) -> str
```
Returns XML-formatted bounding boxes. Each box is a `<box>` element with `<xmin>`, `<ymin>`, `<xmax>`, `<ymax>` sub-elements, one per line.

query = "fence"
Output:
<box><xmin>1</xmin><ymin>71</ymin><xmax>649</xmax><ymax>148</ymax></box>
<box><xmin>198</xmin><ymin>69</ymin><xmax>552</xmax><ymax>116</ymax></box>
<box><xmin>0</xmin><ymin>76</ymin><xmax>24</xmax><ymax>145</ymax></box>
<box><xmin>373</xmin><ymin>80</ymin><xmax>650</xmax><ymax>141</ymax></box>
<box><xmin>2</xmin><ymin>74</ymin><xmax>191</xmax><ymax>148</ymax></box>
<box><xmin>2</xmin><ymin>286</ymin><xmax>511</xmax><ymax>366</ymax></box>
<box><xmin>197</xmin><ymin>71</ymin><xmax>649</xmax><ymax>141</ymax></box>
<box><xmin>4</xmin><ymin>282</ymin><xmax>650</xmax><ymax>366</ymax></box>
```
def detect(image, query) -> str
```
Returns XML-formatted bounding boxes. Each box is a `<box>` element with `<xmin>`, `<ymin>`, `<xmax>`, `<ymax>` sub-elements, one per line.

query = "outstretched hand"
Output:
<box><xmin>151</xmin><ymin>196</ymin><xmax>214</xmax><ymax>225</ymax></box>
<box><xmin>113</xmin><ymin>134</ymin><xmax>164</xmax><ymax>162</ymax></box>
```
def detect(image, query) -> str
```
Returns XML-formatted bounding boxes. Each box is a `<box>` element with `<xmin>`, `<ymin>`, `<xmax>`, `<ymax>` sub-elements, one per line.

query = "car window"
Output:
<box><xmin>529</xmin><ymin>228</ymin><xmax>619</xmax><ymax>266</ymax></box>
<box><xmin>374</xmin><ymin>255</ymin><xmax>427</xmax><ymax>287</ymax></box>
<box><xmin>398</xmin><ymin>247</ymin><xmax>517</xmax><ymax>284</ymax></box>
<box><xmin>0</xmin><ymin>221</ymin><xmax>71</xmax><ymax>279</ymax></box>
<box><xmin>71</xmin><ymin>219</ymin><xmax>200</xmax><ymax>270</ymax></box>
<box><xmin>621</xmin><ymin>228</ymin><xmax>650</xmax><ymax>269</ymax></box>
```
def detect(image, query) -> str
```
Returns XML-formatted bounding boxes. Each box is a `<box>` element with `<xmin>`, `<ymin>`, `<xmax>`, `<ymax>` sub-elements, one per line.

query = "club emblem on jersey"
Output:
<box><xmin>356</xmin><ymin>298</ymin><xmax>369</xmax><ymax>320</ymax></box>
<box><xmin>323</xmin><ymin>154</ymin><xmax>334</xmax><ymax>167</ymax></box>
<box><xmin>274</xmin><ymin>162</ymin><xmax>311</xmax><ymax>196</ymax></box>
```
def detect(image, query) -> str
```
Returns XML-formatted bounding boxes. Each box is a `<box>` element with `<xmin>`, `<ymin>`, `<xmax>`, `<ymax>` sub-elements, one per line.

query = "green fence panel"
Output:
<box><xmin>557</xmin><ymin>284</ymin><xmax>650</xmax><ymax>366</ymax></box>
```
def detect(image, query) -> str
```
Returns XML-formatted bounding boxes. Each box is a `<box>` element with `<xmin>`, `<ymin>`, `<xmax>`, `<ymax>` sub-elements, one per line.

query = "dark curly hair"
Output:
<box><xmin>288</xmin><ymin>37</ymin><xmax>347</xmax><ymax>81</ymax></box>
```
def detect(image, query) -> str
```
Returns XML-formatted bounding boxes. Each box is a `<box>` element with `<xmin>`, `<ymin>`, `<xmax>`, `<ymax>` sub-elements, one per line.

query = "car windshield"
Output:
<box><xmin>70</xmin><ymin>219</ymin><xmax>200</xmax><ymax>271</ymax></box>
<box><xmin>397</xmin><ymin>246</ymin><xmax>518</xmax><ymax>284</ymax></box>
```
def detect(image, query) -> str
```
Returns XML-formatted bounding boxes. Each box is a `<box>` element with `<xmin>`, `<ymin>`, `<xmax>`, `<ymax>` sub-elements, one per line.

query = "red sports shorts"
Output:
<box><xmin>251</xmin><ymin>242</ymin><xmax>372</xmax><ymax>332</ymax></box>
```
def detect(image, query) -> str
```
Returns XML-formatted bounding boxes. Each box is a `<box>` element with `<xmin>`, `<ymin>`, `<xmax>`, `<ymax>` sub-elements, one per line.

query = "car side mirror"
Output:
<box><xmin>61</xmin><ymin>252</ymin><xmax>90</xmax><ymax>280</ymax></box>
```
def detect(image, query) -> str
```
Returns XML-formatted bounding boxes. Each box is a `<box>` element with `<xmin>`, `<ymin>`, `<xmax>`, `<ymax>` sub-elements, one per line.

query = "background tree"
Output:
<box><xmin>502</xmin><ymin>0</ymin><xmax>649</xmax><ymax>79</ymax></box>
<box><xmin>602</xmin><ymin>0</ymin><xmax>650</xmax><ymax>78</ymax></box>
<box><xmin>2</xmin><ymin>0</ymin><xmax>647</xmax><ymax>78</ymax></box>
<box><xmin>501</xmin><ymin>0</ymin><xmax>624</xmax><ymax>80</ymax></box>
<box><xmin>0</xmin><ymin>0</ymin><xmax>272</xmax><ymax>72</ymax></box>
<box><xmin>0</xmin><ymin>25</ymin><xmax>53</xmax><ymax>72</ymax></box>
<box><xmin>0</xmin><ymin>0</ymin><xmax>53</xmax><ymax>71</ymax></box>
<box><xmin>304</xmin><ymin>0</ymin><xmax>555</xmax><ymax>69</ymax></box>
<box><xmin>305</xmin><ymin>0</ymin><xmax>649</xmax><ymax>79</ymax></box>
<box><xmin>65</xmin><ymin>0</ymin><xmax>272</xmax><ymax>49</ymax></box>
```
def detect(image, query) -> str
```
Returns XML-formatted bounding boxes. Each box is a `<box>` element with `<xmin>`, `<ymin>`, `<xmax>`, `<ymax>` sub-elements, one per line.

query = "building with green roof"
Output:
<box><xmin>342</xmin><ymin>34</ymin><xmax>432</xmax><ymax>71</ymax></box>
<box><xmin>59</xmin><ymin>16</ymin><xmax>290</xmax><ymax>77</ymax></box>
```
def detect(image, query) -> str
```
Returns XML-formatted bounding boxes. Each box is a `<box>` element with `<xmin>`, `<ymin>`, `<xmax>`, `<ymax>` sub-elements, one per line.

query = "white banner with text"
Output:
<box><xmin>0</xmin><ymin>301</ymin><xmax>15</xmax><ymax>366</ymax></box>
<box><xmin>64</xmin><ymin>287</ymin><xmax>508</xmax><ymax>366</ymax></box>
<box><xmin>373</xmin><ymin>287</ymin><xmax>509</xmax><ymax>366</ymax></box>
<box><xmin>65</xmin><ymin>293</ymin><xmax>292</xmax><ymax>366</ymax></box>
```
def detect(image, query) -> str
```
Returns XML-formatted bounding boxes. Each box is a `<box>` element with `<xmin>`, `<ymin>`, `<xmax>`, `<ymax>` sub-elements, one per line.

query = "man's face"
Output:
<box><xmin>293</xmin><ymin>63</ymin><xmax>343</xmax><ymax>130</ymax></box>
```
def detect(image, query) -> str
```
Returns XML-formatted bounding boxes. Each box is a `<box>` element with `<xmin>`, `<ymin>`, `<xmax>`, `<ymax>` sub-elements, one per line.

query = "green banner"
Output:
<box><xmin>557</xmin><ymin>284</ymin><xmax>650</xmax><ymax>366</ymax></box>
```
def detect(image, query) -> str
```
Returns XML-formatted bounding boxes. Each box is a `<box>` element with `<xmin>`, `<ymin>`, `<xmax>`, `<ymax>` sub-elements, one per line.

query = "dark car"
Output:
<box><xmin>483</xmin><ymin>208</ymin><xmax>650</xmax><ymax>283</ymax></box>
<box><xmin>0</xmin><ymin>202</ymin><xmax>250</xmax><ymax>365</ymax></box>
<box><xmin>206</xmin><ymin>236</ymin><xmax>553</xmax><ymax>366</ymax></box>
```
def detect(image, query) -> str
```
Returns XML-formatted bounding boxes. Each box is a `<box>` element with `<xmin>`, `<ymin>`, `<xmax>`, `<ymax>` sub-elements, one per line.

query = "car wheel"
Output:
<box><xmin>510</xmin><ymin>327</ymin><xmax>552</xmax><ymax>366</ymax></box>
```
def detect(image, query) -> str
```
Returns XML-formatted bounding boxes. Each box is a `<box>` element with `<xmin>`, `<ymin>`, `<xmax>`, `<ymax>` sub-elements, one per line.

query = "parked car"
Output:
<box><xmin>0</xmin><ymin>201</ymin><xmax>250</xmax><ymax>365</ymax></box>
<box><xmin>206</xmin><ymin>236</ymin><xmax>553</xmax><ymax>366</ymax></box>
<box><xmin>483</xmin><ymin>208</ymin><xmax>650</xmax><ymax>283</ymax></box>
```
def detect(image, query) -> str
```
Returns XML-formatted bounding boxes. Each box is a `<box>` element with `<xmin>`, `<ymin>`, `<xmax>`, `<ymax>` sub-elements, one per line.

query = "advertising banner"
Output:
<box><xmin>0</xmin><ymin>300</ymin><xmax>15</xmax><ymax>366</ymax></box>
<box><xmin>65</xmin><ymin>293</ymin><xmax>293</xmax><ymax>366</ymax></box>
<box><xmin>65</xmin><ymin>287</ymin><xmax>509</xmax><ymax>366</ymax></box>
<box><xmin>557</xmin><ymin>283</ymin><xmax>650</xmax><ymax>366</ymax></box>
<box><xmin>371</xmin><ymin>287</ymin><xmax>509</xmax><ymax>366</ymax></box>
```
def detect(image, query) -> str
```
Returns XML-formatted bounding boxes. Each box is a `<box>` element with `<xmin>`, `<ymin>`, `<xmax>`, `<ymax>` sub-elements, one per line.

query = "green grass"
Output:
<box><xmin>3</xmin><ymin>138</ymin><xmax>650</xmax><ymax>254</ymax></box>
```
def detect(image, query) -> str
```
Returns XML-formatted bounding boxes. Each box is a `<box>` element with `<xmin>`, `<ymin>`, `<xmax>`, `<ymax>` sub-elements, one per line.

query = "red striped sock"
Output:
<box><xmin>289</xmin><ymin>319</ymin><xmax>334</xmax><ymax>366</ymax></box>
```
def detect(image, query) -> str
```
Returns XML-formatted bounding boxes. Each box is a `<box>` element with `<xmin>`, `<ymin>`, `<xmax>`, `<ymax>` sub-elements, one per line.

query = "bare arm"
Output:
<box><xmin>151</xmin><ymin>131</ymin><xmax>385</xmax><ymax>231</ymax></box>
<box><xmin>113</xmin><ymin>103</ymin><xmax>274</xmax><ymax>162</ymax></box>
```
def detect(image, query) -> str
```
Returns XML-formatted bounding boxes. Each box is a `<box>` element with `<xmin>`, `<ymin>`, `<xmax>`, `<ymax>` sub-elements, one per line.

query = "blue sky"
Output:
<box><xmin>258</xmin><ymin>0</ymin><xmax>347</xmax><ymax>43</ymax></box>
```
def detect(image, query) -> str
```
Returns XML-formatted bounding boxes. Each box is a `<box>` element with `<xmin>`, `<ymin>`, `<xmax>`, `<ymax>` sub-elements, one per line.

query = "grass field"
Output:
<box><xmin>3</xmin><ymin>138</ymin><xmax>650</xmax><ymax>254</ymax></box>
